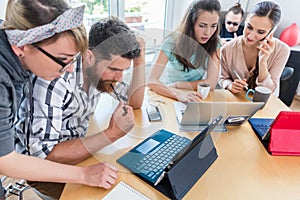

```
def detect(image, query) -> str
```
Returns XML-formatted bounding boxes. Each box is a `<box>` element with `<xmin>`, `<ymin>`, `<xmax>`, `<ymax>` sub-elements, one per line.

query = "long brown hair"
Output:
<box><xmin>172</xmin><ymin>0</ymin><xmax>221</xmax><ymax>72</ymax></box>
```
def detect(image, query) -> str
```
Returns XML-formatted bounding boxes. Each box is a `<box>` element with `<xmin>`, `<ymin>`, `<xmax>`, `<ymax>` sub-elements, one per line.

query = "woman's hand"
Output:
<box><xmin>177</xmin><ymin>92</ymin><xmax>202</xmax><ymax>102</ymax></box>
<box><xmin>229</xmin><ymin>79</ymin><xmax>248</xmax><ymax>94</ymax></box>
<box><xmin>257</xmin><ymin>32</ymin><xmax>275</xmax><ymax>63</ymax></box>
<box><xmin>257</xmin><ymin>32</ymin><xmax>275</xmax><ymax>82</ymax></box>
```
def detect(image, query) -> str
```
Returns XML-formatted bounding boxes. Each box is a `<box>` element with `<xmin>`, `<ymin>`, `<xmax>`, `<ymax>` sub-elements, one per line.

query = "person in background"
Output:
<box><xmin>15</xmin><ymin>16</ymin><xmax>145</xmax><ymax>199</ymax></box>
<box><xmin>220</xmin><ymin>2</ymin><xmax>244</xmax><ymax>44</ymax></box>
<box><xmin>219</xmin><ymin>1</ymin><xmax>290</xmax><ymax>97</ymax></box>
<box><xmin>0</xmin><ymin>1</ymin><xmax>127</xmax><ymax>200</ymax></box>
<box><xmin>148</xmin><ymin>0</ymin><xmax>221</xmax><ymax>102</ymax></box>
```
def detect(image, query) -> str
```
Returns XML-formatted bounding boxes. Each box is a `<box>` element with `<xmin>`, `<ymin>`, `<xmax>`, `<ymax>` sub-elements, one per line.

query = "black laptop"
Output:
<box><xmin>117</xmin><ymin>115</ymin><xmax>222</xmax><ymax>200</ymax></box>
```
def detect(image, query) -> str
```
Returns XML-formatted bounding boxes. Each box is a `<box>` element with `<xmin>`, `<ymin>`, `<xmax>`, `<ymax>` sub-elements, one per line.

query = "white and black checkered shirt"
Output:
<box><xmin>15</xmin><ymin>59</ymin><xmax>128</xmax><ymax>158</ymax></box>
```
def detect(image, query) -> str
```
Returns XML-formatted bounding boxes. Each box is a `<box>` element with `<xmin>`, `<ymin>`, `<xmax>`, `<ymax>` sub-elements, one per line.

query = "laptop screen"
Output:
<box><xmin>166</xmin><ymin>115</ymin><xmax>222</xmax><ymax>168</ymax></box>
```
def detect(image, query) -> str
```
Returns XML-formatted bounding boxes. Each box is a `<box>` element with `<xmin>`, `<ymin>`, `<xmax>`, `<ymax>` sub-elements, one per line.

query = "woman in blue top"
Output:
<box><xmin>148</xmin><ymin>0</ymin><xmax>221</xmax><ymax>102</ymax></box>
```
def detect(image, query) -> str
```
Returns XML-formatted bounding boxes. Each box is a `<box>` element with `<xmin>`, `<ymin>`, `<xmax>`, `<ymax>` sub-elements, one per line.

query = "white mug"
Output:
<box><xmin>197</xmin><ymin>82</ymin><xmax>210</xmax><ymax>100</ymax></box>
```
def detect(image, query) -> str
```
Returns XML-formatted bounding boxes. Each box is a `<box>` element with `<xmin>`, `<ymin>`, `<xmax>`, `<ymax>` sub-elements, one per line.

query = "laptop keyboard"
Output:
<box><xmin>133</xmin><ymin>134</ymin><xmax>190</xmax><ymax>181</ymax></box>
<box><xmin>249</xmin><ymin>118</ymin><xmax>274</xmax><ymax>140</ymax></box>
<box><xmin>256</xmin><ymin>124</ymin><xmax>270</xmax><ymax>133</ymax></box>
<box><xmin>255</xmin><ymin>124</ymin><xmax>270</xmax><ymax>138</ymax></box>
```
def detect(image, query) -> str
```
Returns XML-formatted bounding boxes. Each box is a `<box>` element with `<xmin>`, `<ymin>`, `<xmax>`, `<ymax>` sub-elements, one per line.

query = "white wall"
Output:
<box><xmin>0</xmin><ymin>0</ymin><xmax>8</xmax><ymax>19</ymax></box>
<box><xmin>219</xmin><ymin>0</ymin><xmax>250</xmax><ymax>11</ymax></box>
<box><xmin>165</xmin><ymin>0</ymin><xmax>194</xmax><ymax>32</ymax></box>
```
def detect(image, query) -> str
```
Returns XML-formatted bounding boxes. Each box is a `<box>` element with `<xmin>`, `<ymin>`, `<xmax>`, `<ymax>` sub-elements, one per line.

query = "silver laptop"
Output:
<box><xmin>174</xmin><ymin>101</ymin><xmax>265</xmax><ymax>132</ymax></box>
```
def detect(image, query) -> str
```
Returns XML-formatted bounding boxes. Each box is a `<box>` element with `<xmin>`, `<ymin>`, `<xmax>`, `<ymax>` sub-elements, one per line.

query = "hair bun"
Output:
<box><xmin>235</xmin><ymin>2</ymin><xmax>241</xmax><ymax>7</ymax></box>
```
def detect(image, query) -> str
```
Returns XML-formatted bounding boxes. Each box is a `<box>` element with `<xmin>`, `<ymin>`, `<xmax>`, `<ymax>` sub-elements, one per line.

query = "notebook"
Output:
<box><xmin>174</xmin><ymin>101</ymin><xmax>264</xmax><ymax>132</ymax></box>
<box><xmin>117</xmin><ymin>115</ymin><xmax>222</xmax><ymax>199</ymax></box>
<box><xmin>103</xmin><ymin>181</ymin><xmax>150</xmax><ymax>200</ymax></box>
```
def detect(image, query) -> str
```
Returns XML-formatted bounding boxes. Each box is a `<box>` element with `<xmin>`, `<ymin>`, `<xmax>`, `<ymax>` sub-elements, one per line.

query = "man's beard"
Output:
<box><xmin>86</xmin><ymin>66</ymin><xmax>116</xmax><ymax>93</ymax></box>
<box><xmin>96</xmin><ymin>79</ymin><xmax>116</xmax><ymax>93</ymax></box>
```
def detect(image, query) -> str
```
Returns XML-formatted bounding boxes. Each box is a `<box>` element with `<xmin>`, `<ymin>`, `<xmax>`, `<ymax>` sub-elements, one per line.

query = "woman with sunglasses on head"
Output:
<box><xmin>148</xmin><ymin>0</ymin><xmax>221</xmax><ymax>102</ymax></box>
<box><xmin>220</xmin><ymin>3</ymin><xmax>244</xmax><ymax>44</ymax></box>
<box><xmin>219</xmin><ymin>1</ymin><xmax>290</xmax><ymax>97</ymax></box>
<box><xmin>0</xmin><ymin>1</ymin><xmax>119</xmax><ymax>199</ymax></box>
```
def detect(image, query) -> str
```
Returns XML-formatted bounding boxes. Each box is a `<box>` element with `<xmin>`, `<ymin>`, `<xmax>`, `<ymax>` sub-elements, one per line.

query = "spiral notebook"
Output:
<box><xmin>103</xmin><ymin>181</ymin><xmax>150</xmax><ymax>200</ymax></box>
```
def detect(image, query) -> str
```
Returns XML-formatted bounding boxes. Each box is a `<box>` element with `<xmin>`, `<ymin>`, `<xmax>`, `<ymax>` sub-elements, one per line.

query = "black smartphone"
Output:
<box><xmin>260</xmin><ymin>26</ymin><xmax>277</xmax><ymax>44</ymax></box>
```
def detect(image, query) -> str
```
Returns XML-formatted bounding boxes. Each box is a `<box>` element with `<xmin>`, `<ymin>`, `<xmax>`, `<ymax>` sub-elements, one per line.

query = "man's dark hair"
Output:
<box><xmin>227</xmin><ymin>2</ymin><xmax>244</xmax><ymax>17</ymax></box>
<box><xmin>89</xmin><ymin>16</ymin><xmax>140</xmax><ymax>60</ymax></box>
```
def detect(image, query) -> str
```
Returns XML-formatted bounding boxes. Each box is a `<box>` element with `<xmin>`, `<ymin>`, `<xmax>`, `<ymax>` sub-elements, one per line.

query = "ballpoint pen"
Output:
<box><xmin>110</xmin><ymin>83</ymin><xmax>128</xmax><ymax>116</ymax></box>
<box><xmin>233</xmin><ymin>70</ymin><xmax>248</xmax><ymax>90</ymax></box>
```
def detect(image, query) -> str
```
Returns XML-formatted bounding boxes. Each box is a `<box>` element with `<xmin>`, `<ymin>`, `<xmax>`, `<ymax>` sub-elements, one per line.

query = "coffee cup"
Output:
<box><xmin>246</xmin><ymin>86</ymin><xmax>272</xmax><ymax>105</ymax></box>
<box><xmin>197</xmin><ymin>82</ymin><xmax>210</xmax><ymax>100</ymax></box>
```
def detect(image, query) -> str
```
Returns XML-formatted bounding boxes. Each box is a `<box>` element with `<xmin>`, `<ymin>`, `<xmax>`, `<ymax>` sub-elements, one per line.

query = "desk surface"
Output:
<box><xmin>60</xmin><ymin>89</ymin><xmax>300</xmax><ymax>200</ymax></box>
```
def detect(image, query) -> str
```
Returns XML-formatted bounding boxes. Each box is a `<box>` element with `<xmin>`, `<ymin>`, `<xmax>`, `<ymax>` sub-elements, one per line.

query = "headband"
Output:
<box><xmin>5</xmin><ymin>5</ymin><xmax>85</xmax><ymax>47</ymax></box>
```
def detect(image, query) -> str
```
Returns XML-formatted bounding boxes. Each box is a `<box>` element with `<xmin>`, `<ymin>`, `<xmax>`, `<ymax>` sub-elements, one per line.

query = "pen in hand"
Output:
<box><xmin>233</xmin><ymin>70</ymin><xmax>248</xmax><ymax>90</ymax></box>
<box><xmin>110</xmin><ymin>83</ymin><xmax>128</xmax><ymax>116</ymax></box>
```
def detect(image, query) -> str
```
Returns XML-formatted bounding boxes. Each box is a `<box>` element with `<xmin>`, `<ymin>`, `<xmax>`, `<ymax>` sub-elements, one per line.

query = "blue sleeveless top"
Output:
<box><xmin>159</xmin><ymin>36</ymin><xmax>208</xmax><ymax>84</ymax></box>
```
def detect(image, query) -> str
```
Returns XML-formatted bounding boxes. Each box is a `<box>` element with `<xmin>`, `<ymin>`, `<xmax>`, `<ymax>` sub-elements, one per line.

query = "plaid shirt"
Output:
<box><xmin>15</xmin><ymin>59</ymin><xmax>128</xmax><ymax>158</ymax></box>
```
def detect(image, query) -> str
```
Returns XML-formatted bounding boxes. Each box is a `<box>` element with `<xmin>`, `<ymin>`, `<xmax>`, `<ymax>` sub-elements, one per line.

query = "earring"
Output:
<box><xmin>19</xmin><ymin>53</ymin><xmax>24</xmax><ymax>57</ymax></box>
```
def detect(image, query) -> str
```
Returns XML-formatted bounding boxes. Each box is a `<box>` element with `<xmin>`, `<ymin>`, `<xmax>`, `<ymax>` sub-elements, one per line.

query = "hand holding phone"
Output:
<box><xmin>259</xmin><ymin>26</ymin><xmax>277</xmax><ymax>48</ymax></box>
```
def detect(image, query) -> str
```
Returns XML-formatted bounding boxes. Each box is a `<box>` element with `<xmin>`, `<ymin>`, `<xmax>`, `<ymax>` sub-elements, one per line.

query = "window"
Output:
<box><xmin>69</xmin><ymin>0</ymin><xmax>170</xmax><ymax>64</ymax></box>
<box><xmin>123</xmin><ymin>0</ymin><xmax>165</xmax><ymax>31</ymax></box>
<box><xmin>122</xmin><ymin>0</ymin><xmax>166</xmax><ymax>62</ymax></box>
<box><xmin>69</xmin><ymin>0</ymin><xmax>110</xmax><ymax>32</ymax></box>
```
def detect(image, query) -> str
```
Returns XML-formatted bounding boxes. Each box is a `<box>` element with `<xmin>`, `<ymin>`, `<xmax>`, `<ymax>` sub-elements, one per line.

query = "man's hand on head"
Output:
<box><xmin>133</xmin><ymin>37</ymin><xmax>145</xmax><ymax>67</ymax></box>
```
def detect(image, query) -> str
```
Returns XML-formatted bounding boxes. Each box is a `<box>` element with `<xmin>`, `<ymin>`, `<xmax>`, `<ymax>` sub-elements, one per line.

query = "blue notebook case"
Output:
<box><xmin>248</xmin><ymin>118</ymin><xmax>274</xmax><ymax>140</ymax></box>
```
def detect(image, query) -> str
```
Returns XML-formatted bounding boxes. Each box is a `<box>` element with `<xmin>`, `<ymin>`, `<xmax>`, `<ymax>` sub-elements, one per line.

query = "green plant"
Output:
<box><xmin>77</xmin><ymin>0</ymin><xmax>108</xmax><ymax>15</ymax></box>
<box><xmin>125</xmin><ymin>0</ymin><xmax>147</xmax><ymax>13</ymax></box>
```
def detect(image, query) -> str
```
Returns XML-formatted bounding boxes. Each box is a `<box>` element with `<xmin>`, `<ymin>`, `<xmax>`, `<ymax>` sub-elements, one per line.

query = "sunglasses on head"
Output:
<box><xmin>34</xmin><ymin>45</ymin><xmax>81</xmax><ymax>73</ymax></box>
<box><xmin>226</xmin><ymin>21</ymin><xmax>239</xmax><ymax>26</ymax></box>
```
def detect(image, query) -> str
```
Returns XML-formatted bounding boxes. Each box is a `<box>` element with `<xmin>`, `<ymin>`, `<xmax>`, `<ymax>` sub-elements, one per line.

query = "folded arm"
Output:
<box><xmin>148</xmin><ymin>51</ymin><xmax>202</xmax><ymax>102</ymax></box>
<box><xmin>173</xmin><ymin>48</ymin><xmax>220</xmax><ymax>90</ymax></box>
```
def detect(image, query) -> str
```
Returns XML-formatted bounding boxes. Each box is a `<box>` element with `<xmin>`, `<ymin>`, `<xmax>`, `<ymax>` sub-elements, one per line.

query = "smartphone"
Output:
<box><xmin>260</xmin><ymin>26</ymin><xmax>277</xmax><ymax>47</ymax></box>
<box><xmin>146</xmin><ymin>106</ymin><xmax>162</xmax><ymax>122</ymax></box>
<box><xmin>228</xmin><ymin>116</ymin><xmax>245</xmax><ymax>123</ymax></box>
